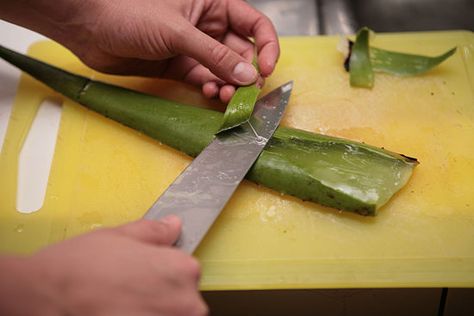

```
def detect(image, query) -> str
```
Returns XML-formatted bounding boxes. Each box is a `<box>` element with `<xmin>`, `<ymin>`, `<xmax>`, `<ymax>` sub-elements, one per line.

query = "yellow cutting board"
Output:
<box><xmin>1</xmin><ymin>31</ymin><xmax>473</xmax><ymax>289</ymax></box>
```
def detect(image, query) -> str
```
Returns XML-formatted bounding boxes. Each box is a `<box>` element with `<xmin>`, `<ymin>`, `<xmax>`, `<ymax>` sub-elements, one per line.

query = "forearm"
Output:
<box><xmin>0</xmin><ymin>0</ymin><xmax>98</xmax><ymax>49</ymax></box>
<box><xmin>0</xmin><ymin>256</ymin><xmax>60</xmax><ymax>316</ymax></box>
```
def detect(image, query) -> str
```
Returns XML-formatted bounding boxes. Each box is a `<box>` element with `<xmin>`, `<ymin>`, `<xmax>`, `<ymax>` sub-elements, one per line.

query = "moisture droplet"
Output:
<box><xmin>14</xmin><ymin>224</ymin><xmax>24</xmax><ymax>233</ymax></box>
<box><xmin>266</xmin><ymin>206</ymin><xmax>276</xmax><ymax>217</ymax></box>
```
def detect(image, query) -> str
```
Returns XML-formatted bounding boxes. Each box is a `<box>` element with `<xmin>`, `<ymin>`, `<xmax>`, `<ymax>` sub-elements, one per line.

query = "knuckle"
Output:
<box><xmin>172</xmin><ymin>22</ymin><xmax>190</xmax><ymax>42</ymax></box>
<box><xmin>166</xmin><ymin>21</ymin><xmax>191</xmax><ymax>53</ymax></box>
<box><xmin>258</xmin><ymin>14</ymin><xmax>273</xmax><ymax>29</ymax></box>
<box><xmin>210</xmin><ymin>43</ymin><xmax>232</xmax><ymax>68</ymax></box>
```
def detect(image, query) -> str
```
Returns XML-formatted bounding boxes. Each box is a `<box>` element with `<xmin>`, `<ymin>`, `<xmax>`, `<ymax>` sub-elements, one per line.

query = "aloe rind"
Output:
<box><xmin>0</xmin><ymin>45</ymin><xmax>418</xmax><ymax>215</ymax></box>
<box><xmin>218</xmin><ymin>84</ymin><xmax>260</xmax><ymax>133</ymax></box>
<box><xmin>218</xmin><ymin>55</ymin><xmax>261</xmax><ymax>133</ymax></box>
<box><xmin>80</xmin><ymin>82</ymin><xmax>221</xmax><ymax>157</ymax></box>
<box><xmin>370</xmin><ymin>46</ymin><xmax>457</xmax><ymax>76</ymax></box>
<box><xmin>349</xmin><ymin>27</ymin><xmax>374</xmax><ymax>88</ymax></box>
<box><xmin>344</xmin><ymin>28</ymin><xmax>456</xmax><ymax>84</ymax></box>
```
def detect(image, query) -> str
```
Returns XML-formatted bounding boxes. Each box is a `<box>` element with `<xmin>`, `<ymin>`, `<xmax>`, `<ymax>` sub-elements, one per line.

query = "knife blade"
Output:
<box><xmin>143</xmin><ymin>81</ymin><xmax>293</xmax><ymax>254</ymax></box>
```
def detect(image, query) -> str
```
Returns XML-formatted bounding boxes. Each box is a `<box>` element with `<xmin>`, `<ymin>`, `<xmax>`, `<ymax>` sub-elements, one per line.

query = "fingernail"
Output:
<box><xmin>232</xmin><ymin>62</ymin><xmax>257</xmax><ymax>84</ymax></box>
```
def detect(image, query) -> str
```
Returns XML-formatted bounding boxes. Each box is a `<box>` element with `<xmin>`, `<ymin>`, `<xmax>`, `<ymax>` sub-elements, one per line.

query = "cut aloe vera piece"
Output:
<box><xmin>218</xmin><ymin>84</ymin><xmax>260</xmax><ymax>133</ymax></box>
<box><xmin>344</xmin><ymin>27</ymin><xmax>456</xmax><ymax>87</ymax></box>
<box><xmin>219</xmin><ymin>56</ymin><xmax>261</xmax><ymax>133</ymax></box>
<box><xmin>370</xmin><ymin>46</ymin><xmax>456</xmax><ymax>76</ymax></box>
<box><xmin>349</xmin><ymin>27</ymin><xmax>374</xmax><ymax>88</ymax></box>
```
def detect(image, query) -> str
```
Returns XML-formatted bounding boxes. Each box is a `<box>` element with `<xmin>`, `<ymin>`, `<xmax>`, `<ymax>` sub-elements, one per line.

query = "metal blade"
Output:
<box><xmin>143</xmin><ymin>81</ymin><xmax>293</xmax><ymax>254</ymax></box>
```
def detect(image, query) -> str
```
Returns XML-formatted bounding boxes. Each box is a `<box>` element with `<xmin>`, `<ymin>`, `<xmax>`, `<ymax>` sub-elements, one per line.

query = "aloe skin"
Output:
<box><xmin>218</xmin><ymin>84</ymin><xmax>261</xmax><ymax>133</ymax></box>
<box><xmin>347</xmin><ymin>27</ymin><xmax>456</xmax><ymax>88</ymax></box>
<box><xmin>370</xmin><ymin>46</ymin><xmax>456</xmax><ymax>76</ymax></box>
<box><xmin>349</xmin><ymin>27</ymin><xmax>374</xmax><ymax>88</ymax></box>
<box><xmin>0</xmin><ymin>45</ymin><xmax>418</xmax><ymax>215</ymax></box>
<box><xmin>219</xmin><ymin>56</ymin><xmax>261</xmax><ymax>133</ymax></box>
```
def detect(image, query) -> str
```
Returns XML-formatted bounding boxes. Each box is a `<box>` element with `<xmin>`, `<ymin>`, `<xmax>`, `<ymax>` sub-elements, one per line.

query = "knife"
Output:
<box><xmin>143</xmin><ymin>81</ymin><xmax>293</xmax><ymax>254</ymax></box>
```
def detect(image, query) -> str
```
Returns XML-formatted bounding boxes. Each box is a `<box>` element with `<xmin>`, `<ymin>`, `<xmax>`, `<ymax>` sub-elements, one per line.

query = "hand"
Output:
<box><xmin>0</xmin><ymin>216</ymin><xmax>208</xmax><ymax>316</ymax></box>
<box><xmin>1</xmin><ymin>0</ymin><xmax>280</xmax><ymax>103</ymax></box>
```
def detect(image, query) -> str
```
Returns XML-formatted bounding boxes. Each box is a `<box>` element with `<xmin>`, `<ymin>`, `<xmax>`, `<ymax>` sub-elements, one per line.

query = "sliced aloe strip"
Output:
<box><xmin>344</xmin><ymin>27</ymin><xmax>456</xmax><ymax>86</ymax></box>
<box><xmin>0</xmin><ymin>45</ymin><xmax>418</xmax><ymax>215</ymax></box>
<box><xmin>370</xmin><ymin>46</ymin><xmax>456</xmax><ymax>76</ymax></box>
<box><xmin>218</xmin><ymin>56</ymin><xmax>261</xmax><ymax>133</ymax></box>
<box><xmin>349</xmin><ymin>27</ymin><xmax>374</xmax><ymax>88</ymax></box>
<box><xmin>218</xmin><ymin>84</ymin><xmax>260</xmax><ymax>133</ymax></box>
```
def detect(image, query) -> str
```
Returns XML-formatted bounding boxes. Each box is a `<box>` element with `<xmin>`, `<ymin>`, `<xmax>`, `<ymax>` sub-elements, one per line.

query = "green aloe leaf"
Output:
<box><xmin>345</xmin><ymin>27</ymin><xmax>456</xmax><ymax>87</ymax></box>
<box><xmin>218</xmin><ymin>84</ymin><xmax>260</xmax><ymax>133</ymax></box>
<box><xmin>370</xmin><ymin>46</ymin><xmax>457</xmax><ymax>76</ymax></box>
<box><xmin>218</xmin><ymin>56</ymin><xmax>261</xmax><ymax>133</ymax></box>
<box><xmin>349</xmin><ymin>27</ymin><xmax>374</xmax><ymax>88</ymax></box>
<box><xmin>0</xmin><ymin>44</ymin><xmax>418</xmax><ymax>215</ymax></box>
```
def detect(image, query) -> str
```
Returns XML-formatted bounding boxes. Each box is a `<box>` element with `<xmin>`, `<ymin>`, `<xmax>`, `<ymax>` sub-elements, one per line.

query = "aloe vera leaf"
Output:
<box><xmin>370</xmin><ymin>46</ymin><xmax>457</xmax><ymax>76</ymax></box>
<box><xmin>255</xmin><ymin>129</ymin><xmax>418</xmax><ymax>214</ymax></box>
<box><xmin>218</xmin><ymin>84</ymin><xmax>260</xmax><ymax>133</ymax></box>
<box><xmin>0</xmin><ymin>45</ymin><xmax>418</xmax><ymax>215</ymax></box>
<box><xmin>218</xmin><ymin>56</ymin><xmax>261</xmax><ymax>133</ymax></box>
<box><xmin>349</xmin><ymin>27</ymin><xmax>374</xmax><ymax>88</ymax></box>
<box><xmin>344</xmin><ymin>28</ymin><xmax>456</xmax><ymax>79</ymax></box>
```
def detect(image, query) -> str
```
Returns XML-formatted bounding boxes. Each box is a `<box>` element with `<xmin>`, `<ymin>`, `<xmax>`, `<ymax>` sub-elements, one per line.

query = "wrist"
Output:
<box><xmin>0</xmin><ymin>255</ymin><xmax>62</xmax><ymax>316</ymax></box>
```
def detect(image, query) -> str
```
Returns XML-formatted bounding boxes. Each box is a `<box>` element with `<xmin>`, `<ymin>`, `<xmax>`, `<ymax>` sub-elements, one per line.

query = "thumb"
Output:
<box><xmin>115</xmin><ymin>215</ymin><xmax>182</xmax><ymax>246</ymax></box>
<box><xmin>176</xmin><ymin>25</ymin><xmax>258</xmax><ymax>85</ymax></box>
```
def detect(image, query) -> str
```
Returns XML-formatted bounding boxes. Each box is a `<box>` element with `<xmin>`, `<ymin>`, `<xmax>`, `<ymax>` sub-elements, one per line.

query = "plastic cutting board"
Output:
<box><xmin>1</xmin><ymin>31</ymin><xmax>473</xmax><ymax>290</ymax></box>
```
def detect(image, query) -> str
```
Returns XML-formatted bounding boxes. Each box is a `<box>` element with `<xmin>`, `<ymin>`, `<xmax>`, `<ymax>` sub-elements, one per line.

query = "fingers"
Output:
<box><xmin>227</xmin><ymin>0</ymin><xmax>280</xmax><ymax>77</ymax></box>
<box><xmin>156</xmin><ymin>253</ymin><xmax>207</xmax><ymax>316</ymax></box>
<box><xmin>221</xmin><ymin>32</ymin><xmax>255</xmax><ymax>63</ymax></box>
<box><xmin>175</xmin><ymin>24</ymin><xmax>258</xmax><ymax>86</ymax></box>
<box><xmin>162</xmin><ymin>55</ymin><xmax>224</xmax><ymax>84</ymax></box>
<box><xmin>167</xmin><ymin>32</ymin><xmax>255</xmax><ymax>101</ymax></box>
<box><xmin>202</xmin><ymin>82</ymin><xmax>219</xmax><ymax>99</ymax></box>
<box><xmin>219</xmin><ymin>85</ymin><xmax>236</xmax><ymax>103</ymax></box>
<box><xmin>115</xmin><ymin>216</ymin><xmax>182</xmax><ymax>246</ymax></box>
